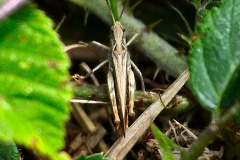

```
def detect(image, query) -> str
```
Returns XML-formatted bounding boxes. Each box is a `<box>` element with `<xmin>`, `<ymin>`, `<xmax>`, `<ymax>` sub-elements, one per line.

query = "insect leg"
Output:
<box><xmin>81</xmin><ymin>59</ymin><xmax>108</xmax><ymax>79</ymax></box>
<box><xmin>126</xmin><ymin>33</ymin><xmax>138</xmax><ymax>47</ymax></box>
<box><xmin>128</xmin><ymin>69</ymin><xmax>136</xmax><ymax>116</ymax></box>
<box><xmin>88</xmin><ymin>41</ymin><xmax>109</xmax><ymax>55</ymax></box>
<box><xmin>107</xmin><ymin>71</ymin><xmax>120</xmax><ymax>125</ymax></box>
<box><xmin>131</xmin><ymin>60</ymin><xmax>146</xmax><ymax>93</ymax></box>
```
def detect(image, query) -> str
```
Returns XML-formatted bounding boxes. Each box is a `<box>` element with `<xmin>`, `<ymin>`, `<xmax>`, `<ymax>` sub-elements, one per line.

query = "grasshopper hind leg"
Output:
<box><xmin>128</xmin><ymin>69</ymin><xmax>136</xmax><ymax>116</ymax></box>
<box><xmin>107</xmin><ymin>72</ymin><xmax>120</xmax><ymax>124</ymax></box>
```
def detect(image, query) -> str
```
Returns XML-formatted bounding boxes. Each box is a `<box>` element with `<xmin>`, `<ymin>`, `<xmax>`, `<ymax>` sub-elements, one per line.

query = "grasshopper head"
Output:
<box><xmin>111</xmin><ymin>21</ymin><xmax>126</xmax><ymax>54</ymax></box>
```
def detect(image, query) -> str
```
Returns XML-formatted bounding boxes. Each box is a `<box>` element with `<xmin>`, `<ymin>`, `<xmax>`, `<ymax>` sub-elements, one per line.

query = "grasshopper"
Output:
<box><xmin>78</xmin><ymin>0</ymin><xmax>145</xmax><ymax>136</ymax></box>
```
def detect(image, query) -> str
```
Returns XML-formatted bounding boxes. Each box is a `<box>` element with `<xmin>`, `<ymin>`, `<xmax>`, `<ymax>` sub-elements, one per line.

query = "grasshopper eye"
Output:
<box><xmin>111</xmin><ymin>26</ymin><xmax>115</xmax><ymax>32</ymax></box>
<box><xmin>121</xmin><ymin>26</ymin><xmax>125</xmax><ymax>32</ymax></box>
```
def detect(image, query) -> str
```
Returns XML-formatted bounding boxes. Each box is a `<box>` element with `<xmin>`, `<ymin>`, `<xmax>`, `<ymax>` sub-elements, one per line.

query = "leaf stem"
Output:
<box><xmin>184</xmin><ymin>103</ymin><xmax>239</xmax><ymax>160</ymax></box>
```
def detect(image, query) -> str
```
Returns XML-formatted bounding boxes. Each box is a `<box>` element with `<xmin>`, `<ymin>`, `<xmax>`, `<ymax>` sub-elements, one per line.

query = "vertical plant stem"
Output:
<box><xmin>185</xmin><ymin>103</ymin><xmax>238</xmax><ymax>160</ymax></box>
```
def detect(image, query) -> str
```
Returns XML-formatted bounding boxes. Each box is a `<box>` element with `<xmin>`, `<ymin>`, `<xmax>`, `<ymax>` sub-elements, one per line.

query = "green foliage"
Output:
<box><xmin>0</xmin><ymin>3</ymin><xmax>72</xmax><ymax>160</ymax></box>
<box><xmin>188</xmin><ymin>1</ymin><xmax>240</xmax><ymax>158</ymax></box>
<box><xmin>109</xmin><ymin>0</ymin><xmax>119</xmax><ymax>22</ymax></box>
<box><xmin>189</xmin><ymin>0</ymin><xmax>240</xmax><ymax>116</ymax></box>
<box><xmin>0</xmin><ymin>141</ymin><xmax>20</xmax><ymax>160</ymax></box>
<box><xmin>0</xmin><ymin>0</ymin><xmax>5</xmax><ymax>6</ymax></box>
<box><xmin>151</xmin><ymin>123</ymin><xmax>185</xmax><ymax>160</ymax></box>
<box><xmin>151</xmin><ymin>0</ymin><xmax>240</xmax><ymax>159</ymax></box>
<box><xmin>188</xmin><ymin>0</ymin><xmax>221</xmax><ymax>10</ymax></box>
<box><xmin>75</xmin><ymin>153</ymin><xmax>114</xmax><ymax>160</ymax></box>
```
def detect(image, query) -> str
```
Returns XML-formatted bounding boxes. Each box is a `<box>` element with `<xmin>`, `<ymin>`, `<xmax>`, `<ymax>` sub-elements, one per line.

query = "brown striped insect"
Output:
<box><xmin>78</xmin><ymin>0</ymin><xmax>145</xmax><ymax>136</ymax></box>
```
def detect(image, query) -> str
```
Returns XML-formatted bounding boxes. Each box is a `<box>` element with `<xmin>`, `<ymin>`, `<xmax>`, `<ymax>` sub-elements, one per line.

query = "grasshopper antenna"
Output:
<box><xmin>106</xmin><ymin>0</ymin><xmax>129</xmax><ymax>22</ymax></box>
<box><xmin>106</xmin><ymin>0</ymin><xmax>116</xmax><ymax>23</ymax></box>
<box><xmin>119</xmin><ymin>0</ymin><xmax>128</xmax><ymax>21</ymax></box>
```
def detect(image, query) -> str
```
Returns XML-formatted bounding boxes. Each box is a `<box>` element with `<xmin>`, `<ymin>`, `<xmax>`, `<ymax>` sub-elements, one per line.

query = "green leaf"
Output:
<box><xmin>189</xmin><ymin>0</ymin><xmax>240</xmax><ymax>113</ymax></box>
<box><xmin>109</xmin><ymin>0</ymin><xmax>119</xmax><ymax>22</ymax></box>
<box><xmin>0</xmin><ymin>141</ymin><xmax>20</xmax><ymax>160</ymax></box>
<box><xmin>75</xmin><ymin>153</ymin><xmax>114</xmax><ymax>160</ymax></box>
<box><xmin>0</xmin><ymin>3</ymin><xmax>72</xmax><ymax>160</ymax></box>
<box><xmin>151</xmin><ymin>123</ymin><xmax>184</xmax><ymax>160</ymax></box>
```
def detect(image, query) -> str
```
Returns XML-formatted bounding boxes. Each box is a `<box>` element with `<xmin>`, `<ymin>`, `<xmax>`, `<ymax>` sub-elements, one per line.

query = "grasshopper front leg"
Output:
<box><xmin>80</xmin><ymin>59</ymin><xmax>108</xmax><ymax>80</ymax></box>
